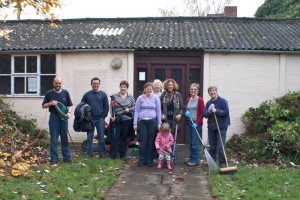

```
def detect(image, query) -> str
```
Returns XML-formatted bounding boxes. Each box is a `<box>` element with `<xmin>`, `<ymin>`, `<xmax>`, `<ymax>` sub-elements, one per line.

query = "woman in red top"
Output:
<box><xmin>184</xmin><ymin>83</ymin><xmax>205</xmax><ymax>166</ymax></box>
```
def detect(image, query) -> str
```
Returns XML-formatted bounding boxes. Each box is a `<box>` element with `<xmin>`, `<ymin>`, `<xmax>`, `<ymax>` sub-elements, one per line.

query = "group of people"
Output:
<box><xmin>42</xmin><ymin>77</ymin><xmax>230</xmax><ymax>170</ymax></box>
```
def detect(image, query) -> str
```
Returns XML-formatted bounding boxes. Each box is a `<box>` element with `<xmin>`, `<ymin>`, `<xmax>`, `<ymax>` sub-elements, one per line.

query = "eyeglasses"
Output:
<box><xmin>190</xmin><ymin>89</ymin><xmax>198</xmax><ymax>91</ymax></box>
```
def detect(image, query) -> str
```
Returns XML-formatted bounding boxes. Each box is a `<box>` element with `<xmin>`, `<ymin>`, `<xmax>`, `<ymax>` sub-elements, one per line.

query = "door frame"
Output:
<box><xmin>134</xmin><ymin>51</ymin><xmax>204</xmax><ymax>144</ymax></box>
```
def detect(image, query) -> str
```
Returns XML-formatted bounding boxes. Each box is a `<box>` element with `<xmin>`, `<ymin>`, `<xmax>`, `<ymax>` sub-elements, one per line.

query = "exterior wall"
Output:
<box><xmin>4</xmin><ymin>52</ymin><xmax>300</xmax><ymax>144</ymax></box>
<box><xmin>285</xmin><ymin>55</ymin><xmax>300</xmax><ymax>92</ymax></box>
<box><xmin>202</xmin><ymin>53</ymin><xmax>300</xmax><ymax>143</ymax></box>
<box><xmin>4</xmin><ymin>51</ymin><xmax>134</xmax><ymax>142</ymax></box>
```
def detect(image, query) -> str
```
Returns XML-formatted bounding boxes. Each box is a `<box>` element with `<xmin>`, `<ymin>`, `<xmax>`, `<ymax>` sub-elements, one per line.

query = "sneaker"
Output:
<box><xmin>98</xmin><ymin>155</ymin><xmax>105</xmax><ymax>158</ymax></box>
<box><xmin>63</xmin><ymin>160</ymin><xmax>72</xmax><ymax>163</ymax></box>
<box><xmin>50</xmin><ymin>161</ymin><xmax>58</xmax><ymax>166</ymax></box>
<box><xmin>186</xmin><ymin>162</ymin><xmax>199</xmax><ymax>167</ymax></box>
<box><xmin>147</xmin><ymin>163</ymin><xmax>153</xmax><ymax>167</ymax></box>
<box><xmin>120</xmin><ymin>157</ymin><xmax>129</xmax><ymax>161</ymax></box>
<box><xmin>220</xmin><ymin>163</ymin><xmax>227</xmax><ymax>168</ymax></box>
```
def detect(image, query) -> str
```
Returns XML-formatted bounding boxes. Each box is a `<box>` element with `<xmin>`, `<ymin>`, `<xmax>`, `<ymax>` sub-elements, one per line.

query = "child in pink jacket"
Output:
<box><xmin>155</xmin><ymin>123</ymin><xmax>174</xmax><ymax>170</ymax></box>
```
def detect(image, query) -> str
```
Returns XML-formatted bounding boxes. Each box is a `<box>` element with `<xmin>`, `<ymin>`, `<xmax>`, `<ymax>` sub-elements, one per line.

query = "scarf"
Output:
<box><xmin>163</xmin><ymin>91</ymin><xmax>180</xmax><ymax>109</ymax></box>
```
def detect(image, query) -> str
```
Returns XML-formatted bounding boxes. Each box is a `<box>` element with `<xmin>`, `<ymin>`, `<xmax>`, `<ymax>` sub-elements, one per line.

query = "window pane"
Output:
<box><xmin>154</xmin><ymin>69</ymin><xmax>166</xmax><ymax>82</ymax></box>
<box><xmin>26</xmin><ymin>56</ymin><xmax>37</xmax><ymax>73</ymax></box>
<box><xmin>40</xmin><ymin>75</ymin><xmax>55</xmax><ymax>95</ymax></box>
<box><xmin>26</xmin><ymin>77</ymin><xmax>37</xmax><ymax>94</ymax></box>
<box><xmin>14</xmin><ymin>77</ymin><xmax>25</xmax><ymax>94</ymax></box>
<box><xmin>14</xmin><ymin>56</ymin><xmax>25</xmax><ymax>73</ymax></box>
<box><xmin>0</xmin><ymin>76</ymin><xmax>11</xmax><ymax>94</ymax></box>
<box><xmin>0</xmin><ymin>55</ymin><xmax>11</xmax><ymax>74</ymax></box>
<box><xmin>41</xmin><ymin>54</ymin><xmax>56</xmax><ymax>74</ymax></box>
<box><xmin>137</xmin><ymin>69</ymin><xmax>147</xmax><ymax>97</ymax></box>
<box><xmin>189</xmin><ymin>69</ymin><xmax>201</xmax><ymax>86</ymax></box>
<box><xmin>172</xmin><ymin>69</ymin><xmax>182</xmax><ymax>93</ymax></box>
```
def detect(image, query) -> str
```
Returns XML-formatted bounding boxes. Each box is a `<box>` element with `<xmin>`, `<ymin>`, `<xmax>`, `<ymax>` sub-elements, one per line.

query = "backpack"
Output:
<box><xmin>73</xmin><ymin>102</ymin><xmax>94</xmax><ymax>132</ymax></box>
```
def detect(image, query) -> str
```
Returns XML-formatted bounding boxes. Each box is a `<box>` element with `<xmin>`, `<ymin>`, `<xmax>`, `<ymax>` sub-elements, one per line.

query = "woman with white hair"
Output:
<box><xmin>153</xmin><ymin>79</ymin><xmax>163</xmax><ymax>97</ymax></box>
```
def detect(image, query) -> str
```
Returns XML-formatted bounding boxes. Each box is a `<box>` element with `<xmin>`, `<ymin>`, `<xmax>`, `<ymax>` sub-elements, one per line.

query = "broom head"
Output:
<box><xmin>220</xmin><ymin>166</ymin><xmax>237</xmax><ymax>174</ymax></box>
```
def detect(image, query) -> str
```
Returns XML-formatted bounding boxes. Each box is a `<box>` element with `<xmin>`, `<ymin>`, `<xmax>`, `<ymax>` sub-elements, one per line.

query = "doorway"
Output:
<box><xmin>134</xmin><ymin>52</ymin><xmax>204</xmax><ymax>144</ymax></box>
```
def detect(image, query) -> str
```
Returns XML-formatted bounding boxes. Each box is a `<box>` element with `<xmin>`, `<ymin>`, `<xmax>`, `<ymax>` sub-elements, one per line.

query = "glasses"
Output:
<box><xmin>190</xmin><ymin>89</ymin><xmax>198</xmax><ymax>91</ymax></box>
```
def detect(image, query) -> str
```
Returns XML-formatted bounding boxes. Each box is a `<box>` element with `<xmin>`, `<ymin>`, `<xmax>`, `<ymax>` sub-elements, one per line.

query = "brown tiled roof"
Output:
<box><xmin>1</xmin><ymin>17</ymin><xmax>300</xmax><ymax>52</ymax></box>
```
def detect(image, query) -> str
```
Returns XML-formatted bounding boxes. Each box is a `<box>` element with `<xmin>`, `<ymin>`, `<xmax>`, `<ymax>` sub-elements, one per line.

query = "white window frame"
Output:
<box><xmin>11</xmin><ymin>55</ymin><xmax>40</xmax><ymax>96</ymax></box>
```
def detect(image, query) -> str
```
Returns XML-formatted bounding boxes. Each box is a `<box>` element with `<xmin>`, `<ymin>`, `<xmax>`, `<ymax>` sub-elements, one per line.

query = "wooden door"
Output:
<box><xmin>134</xmin><ymin>52</ymin><xmax>204</xmax><ymax>144</ymax></box>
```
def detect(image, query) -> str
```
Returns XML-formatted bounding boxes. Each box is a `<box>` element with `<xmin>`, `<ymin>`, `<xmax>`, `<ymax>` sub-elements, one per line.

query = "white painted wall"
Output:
<box><xmin>5</xmin><ymin>51</ymin><xmax>133</xmax><ymax>142</ymax></box>
<box><xmin>4</xmin><ymin>52</ymin><xmax>300</xmax><ymax>144</ymax></box>
<box><xmin>202</xmin><ymin>53</ymin><xmax>300</xmax><ymax>143</ymax></box>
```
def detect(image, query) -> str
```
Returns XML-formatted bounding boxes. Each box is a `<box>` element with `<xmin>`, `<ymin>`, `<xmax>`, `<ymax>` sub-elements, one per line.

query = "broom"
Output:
<box><xmin>186</xmin><ymin>111</ymin><xmax>219</xmax><ymax>172</ymax></box>
<box><xmin>213</xmin><ymin>113</ymin><xmax>237</xmax><ymax>174</ymax></box>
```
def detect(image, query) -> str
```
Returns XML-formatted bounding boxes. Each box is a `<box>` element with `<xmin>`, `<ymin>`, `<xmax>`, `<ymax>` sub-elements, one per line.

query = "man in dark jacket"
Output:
<box><xmin>81</xmin><ymin>77</ymin><xmax>109</xmax><ymax>157</ymax></box>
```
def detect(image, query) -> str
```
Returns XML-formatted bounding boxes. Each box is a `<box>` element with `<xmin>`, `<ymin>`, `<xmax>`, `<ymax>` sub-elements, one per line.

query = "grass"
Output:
<box><xmin>208</xmin><ymin>164</ymin><xmax>300</xmax><ymax>200</ymax></box>
<box><xmin>0</xmin><ymin>155</ymin><xmax>123</xmax><ymax>200</ymax></box>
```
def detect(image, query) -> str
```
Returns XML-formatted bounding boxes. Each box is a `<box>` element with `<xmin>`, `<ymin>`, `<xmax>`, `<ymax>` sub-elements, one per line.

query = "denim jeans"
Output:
<box><xmin>208</xmin><ymin>127</ymin><xmax>227</xmax><ymax>164</ymax></box>
<box><xmin>138</xmin><ymin>119</ymin><xmax>158</xmax><ymax>165</ymax></box>
<box><xmin>87</xmin><ymin>118</ymin><xmax>106</xmax><ymax>156</ymax></box>
<box><xmin>187</xmin><ymin>120</ymin><xmax>202</xmax><ymax>164</ymax></box>
<box><xmin>110</xmin><ymin>119</ymin><xmax>133</xmax><ymax>159</ymax></box>
<box><xmin>49</xmin><ymin>114</ymin><xmax>71</xmax><ymax>162</ymax></box>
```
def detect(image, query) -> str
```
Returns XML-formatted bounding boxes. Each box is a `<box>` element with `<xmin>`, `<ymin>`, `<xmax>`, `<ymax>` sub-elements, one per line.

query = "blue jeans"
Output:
<box><xmin>208</xmin><ymin>127</ymin><xmax>227</xmax><ymax>165</ymax></box>
<box><xmin>187</xmin><ymin>120</ymin><xmax>202</xmax><ymax>164</ymax></box>
<box><xmin>87</xmin><ymin>118</ymin><xmax>106</xmax><ymax>156</ymax></box>
<box><xmin>49</xmin><ymin>114</ymin><xmax>71</xmax><ymax>162</ymax></box>
<box><xmin>110</xmin><ymin>119</ymin><xmax>133</xmax><ymax>159</ymax></box>
<box><xmin>138</xmin><ymin>119</ymin><xmax>158</xmax><ymax>165</ymax></box>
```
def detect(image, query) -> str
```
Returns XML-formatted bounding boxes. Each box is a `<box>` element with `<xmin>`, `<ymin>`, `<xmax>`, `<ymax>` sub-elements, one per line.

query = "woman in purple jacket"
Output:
<box><xmin>133</xmin><ymin>82</ymin><xmax>162</xmax><ymax>167</ymax></box>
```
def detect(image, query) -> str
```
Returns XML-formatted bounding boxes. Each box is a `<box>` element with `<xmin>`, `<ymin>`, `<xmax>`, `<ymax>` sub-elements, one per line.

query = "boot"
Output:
<box><xmin>167</xmin><ymin>160</ymin><xmax>172</xmax><ymax>170</ymax></box>
<box><xmin>157</xmin><ymin>160</ymin><xmax>162</xmax><ymax>169</ymax></box>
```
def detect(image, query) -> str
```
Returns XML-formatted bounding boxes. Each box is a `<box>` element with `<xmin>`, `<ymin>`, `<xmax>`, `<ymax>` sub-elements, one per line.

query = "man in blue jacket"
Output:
<box><xmin>203</xmin><ymin>86</ymin><xmax>230</xmax><ymax>168</ymax></box>
<box><xmin>81</xmin><ymin>77</ymin><xmax>109</xmax><ymax>158</ymax></box>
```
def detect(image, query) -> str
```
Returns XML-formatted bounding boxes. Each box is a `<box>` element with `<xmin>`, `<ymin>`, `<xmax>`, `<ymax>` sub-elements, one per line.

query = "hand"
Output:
<box><xmin>212</xmin><ymin>107</ymin><xmax>217</xmax><ymax>113</ymax></box>
<box><xmin>185</xmin><ymin>111</ymin><xmax>190</xmax><ymax>117</ymax></box>
<box><xmin>208</xmin><ymin>104</ymin><xmax>214</xmax><ymax>113</ymax></box>
<box><xmin>192</xmin><ymin>123</ymin><xmax>197</xmax><ymax>128</ymax></box>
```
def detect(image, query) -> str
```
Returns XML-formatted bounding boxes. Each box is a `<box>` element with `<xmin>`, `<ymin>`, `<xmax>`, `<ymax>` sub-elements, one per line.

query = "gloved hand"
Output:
<box><xmin>192</xmin><ymin>123</ymin><xmax>197</xmax><ymax>128</ymax></box>
<box><xmin>211</xmin><ymin>104</ymin><xmax>216</xmax><ymax>113</ymax></box>
<box><xmin>185</xmin><ymin>111</ymin><xmax>190</xmax><ymax>117</ymax></box>
<box><xmin>208</xmin><ymin>104</ymin><xmax>214</xmax><ymax>113</ymax></box>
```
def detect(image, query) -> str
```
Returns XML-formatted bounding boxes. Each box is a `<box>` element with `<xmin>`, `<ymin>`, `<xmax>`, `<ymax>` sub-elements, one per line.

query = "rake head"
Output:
<box><xmin>203</xmin><ymin>148</ymin><xmax>219</xmax><ymax>172</ymax></box>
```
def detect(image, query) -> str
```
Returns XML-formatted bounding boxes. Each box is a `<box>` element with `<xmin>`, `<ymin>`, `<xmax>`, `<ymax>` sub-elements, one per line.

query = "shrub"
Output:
<box><xmin>0</xmin><ymin>98</ymin><xmax>48</xmax><ymax>146</ymax></box>
<box><xmin>228</xmin><ymin>91</ymin><xmax>300</xmax><ymax>164</ymax></box>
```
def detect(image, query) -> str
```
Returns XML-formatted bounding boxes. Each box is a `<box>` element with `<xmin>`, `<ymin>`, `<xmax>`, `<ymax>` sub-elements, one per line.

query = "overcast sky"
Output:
<box><xmin>4</xmin><ymin>0</ymin><xmax>265</xmax><ymax>20</ymax></box>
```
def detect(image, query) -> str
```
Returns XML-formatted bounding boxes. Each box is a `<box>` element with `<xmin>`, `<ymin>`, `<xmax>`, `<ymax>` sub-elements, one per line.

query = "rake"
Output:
<box><xmin>214</xmin><ymin>113</ymin><xmax>237</xmax><ymax>174</ymax></box>
<box><xmin>186</xmin><ymin>112</ymin><xmax>219</xmax><ymax>172</ymax></box>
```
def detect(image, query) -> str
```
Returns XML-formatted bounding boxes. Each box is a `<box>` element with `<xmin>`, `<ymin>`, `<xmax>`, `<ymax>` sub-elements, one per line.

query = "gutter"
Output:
<box><xmin>204</xmin><ymin>49</ymin><xmax>300</xmax><ymax>55</ymax></box>
<box><xmin>0</xmin><ymin>48</ymin><xmax>135</xmax><ymax>54</ymax></box>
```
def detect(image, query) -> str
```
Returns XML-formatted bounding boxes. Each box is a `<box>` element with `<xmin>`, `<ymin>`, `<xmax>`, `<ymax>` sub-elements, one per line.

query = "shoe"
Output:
<box><xmin>138</xmin><ymin>162</ymin><xmax>145</xmax><ymax>167</ymax></box>
<box><xmin>50</xmin><ymin>161</ymin><xmax>58</xmax><ymax>166</ymax></box>
<box><xmin>167</xmin><ymin>160</ymin><xmax>172</xmax><ymax>170</ymax></box>
<box><xmin>220</xmin><ymin>163</ymin><xmax>227</xmax><ymax>168</ymax></box>
<box><xmin>87</xmin><ymin>154</ymin><xmax>94</xmax><ymax>158</ymax></box>
<box><xmin>63</xmin><ymin>160</ymin><xmax>72</xmax><ymax>163</ymax></box>
<box><xmin>98</xmin><ymin>155</ymin><xmax>105</xmax><ymax>158</ymax></box>
<box><xmin>184</xmin><ymin>159</ymin><xmax>190</xmax><ymax>165</ymax></box>
<box><xmin>157</xmin><ymin>160</ymin><xmax>162</xmax><ymax>169</ymax></box>
<box><xmin>147</xmin><ymin>163</ymin><xmax>153</xmax><ymax>167</ymax></box>
<box><xmin>186</xmin><ymin>162</ymin><xmax>199</xmax><ymax>167</ymax></box>
<box><xmin>120</xmin><ymin>157</ymin><xmax>129</xmax><ymax>161</ymax></box>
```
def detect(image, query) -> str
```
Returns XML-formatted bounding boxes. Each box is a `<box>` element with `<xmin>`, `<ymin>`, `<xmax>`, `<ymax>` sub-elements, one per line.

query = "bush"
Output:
<box><xmin>228</xmin><ymin>91</ymin><xmax>300</xmax><ymax>164</ymax></box>
<box><xmin>0</xmin><ymin>98</ymin><xmax>49</xmax><ymax>146</ymax></box>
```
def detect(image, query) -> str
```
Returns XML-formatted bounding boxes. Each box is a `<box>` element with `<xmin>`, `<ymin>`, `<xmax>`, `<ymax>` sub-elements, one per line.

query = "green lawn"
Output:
<box><xmin>0</xmin><ymin>156</ymin><xmax>123</xmax><ymax>199</ymax></box>
<box><xmin>208</xmin><ymin>164</ymin><xmax>300</xmax><ymax>200</ymax></box>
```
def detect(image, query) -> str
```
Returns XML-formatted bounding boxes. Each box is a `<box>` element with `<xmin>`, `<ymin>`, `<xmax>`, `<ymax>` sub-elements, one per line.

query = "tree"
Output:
<box><xmin>255</xmin><ymin>0</ymin><xmax>300</xmax><ymax>19</ymax></box>
<box><xmin>159</xmin><ymin>0</ymin><xmax>232</xmax><ymax>17</ymax></box>
<box><xmin>0</xmin><ymin>0</ymin><xmax>62</xmax><ymax>39</ymax></box>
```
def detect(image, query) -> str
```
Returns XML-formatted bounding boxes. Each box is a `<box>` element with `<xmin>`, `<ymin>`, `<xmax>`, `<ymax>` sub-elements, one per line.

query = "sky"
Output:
<box><xmin>3</xmin><ymin>0</ymin><xmax>265</xmax><ymax>20</ymax></box>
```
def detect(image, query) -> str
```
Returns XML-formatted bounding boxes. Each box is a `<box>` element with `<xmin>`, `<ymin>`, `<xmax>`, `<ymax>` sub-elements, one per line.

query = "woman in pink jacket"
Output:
<box><xmin>155</xmin><ymin>123</ymin><xmax>174</xmax><ymax>170</ymax></box>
